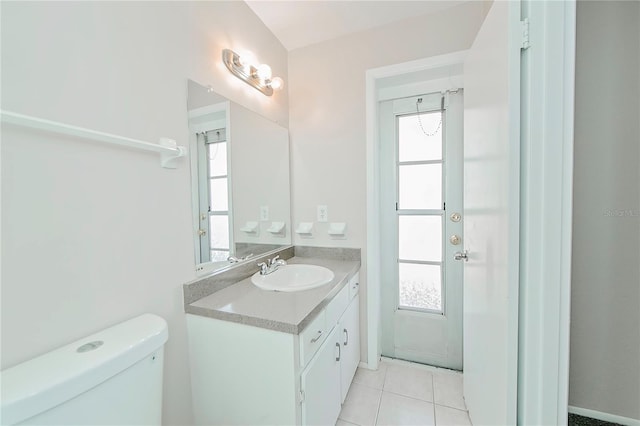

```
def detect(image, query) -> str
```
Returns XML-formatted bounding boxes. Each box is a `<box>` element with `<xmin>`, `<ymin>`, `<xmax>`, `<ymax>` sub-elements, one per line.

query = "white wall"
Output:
<box><xmin>570</xmin><ymin>0</ymin><xmax>640</xmax><ymax>420</ymax></box>
<box><xmin>288</xmin><ymin>1</ymin><xmax>489</xmax><ymax>363</ymax></box>
<box><xmin>0</xmin><ymin>2</ymin><xmax>287</xmax><ymax>424</ymax></box>
<box><xmin>230</xmin><ymin>102</ymin><xmax>291</xmax><ymax>244</ymax></box>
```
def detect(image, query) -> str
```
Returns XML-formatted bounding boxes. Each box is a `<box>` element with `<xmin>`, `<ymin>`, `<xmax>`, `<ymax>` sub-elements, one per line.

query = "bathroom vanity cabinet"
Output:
<box><xmin>186</xmin><ymin>270</ymin><xmax>360</xmax><ymax>426</ymax></box>
<box><xmin>301</xmin><ymin>288</ymin><xmax>359</xmax><ymax>425</ymax></box>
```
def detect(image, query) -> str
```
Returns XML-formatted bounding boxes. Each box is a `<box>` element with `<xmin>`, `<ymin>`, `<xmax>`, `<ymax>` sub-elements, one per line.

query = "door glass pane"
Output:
<box><xmin>399</xmin><ymin>263</ymin><xmax>442</xmax><ymax>311</ymax></box>
<box><xmin>398</xmin><ymin>215</ymin><xmax>442</xmax><ymax>261</ymax></box>
<box><xmin>208</xmin><ymin>142</ymin><xmax>227</xmax><ymax>177</ymax></box>
<box><xmin>398</xmin><ymin>164</ymin><xmax>442</xmax><ymax>210</ymax></box>
<box><xmin>398</xmin><ymin>112</ymin><xmax>442</xmax><ymax>162</ymax></box>
<box><xmin>209</xmin><ymin>178</ymin><xmax>228</xmax><ymax>212</ymax></box>
<box><xmin>210</xmin><ymin>250</ymin><xmax>229</xmax><ymax>262</ymax></box>
<box><xmin>209</xmin><ymin>215</ymin><xmax>229</xmax><ymax>250</ymax></box>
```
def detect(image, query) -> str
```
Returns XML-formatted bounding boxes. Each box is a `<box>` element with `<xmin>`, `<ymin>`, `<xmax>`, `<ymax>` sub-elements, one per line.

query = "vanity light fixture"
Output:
<box><xmin>222</xmin><ymin>49</ymin><xmax>284</xmax><ymax>96</ymax></box>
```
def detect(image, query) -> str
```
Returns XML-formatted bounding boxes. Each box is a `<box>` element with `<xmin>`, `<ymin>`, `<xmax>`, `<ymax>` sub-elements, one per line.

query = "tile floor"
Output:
<box><xmin>337</xmin><ymin>358</ymin><xmax>472</xmax><ymax>426</ymax></box>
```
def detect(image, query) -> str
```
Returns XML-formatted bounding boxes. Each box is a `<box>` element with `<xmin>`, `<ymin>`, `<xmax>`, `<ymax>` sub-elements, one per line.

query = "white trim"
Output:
<box><xmin>569</xmin><ymin>406</ymin><xmax>640</xmax><ymax>426</ymax></box>
<box><xmin>558</xmin><ymin>1</ymin><xmax>576</xmax><ymax>423</ymax></box>
<box><xmin>506</xmin><ymin>3</ymin><xmax>523</xmax><ymax>421</ymax></box>
<box><xmin>365</xmin><ymin>50</ymin><xmax>468</xmax><ymax>372</ymax></box>
<box><xmin>377</xmin><ymin>75</ymin><xmax>463</xmax><ymax>102</ymax></box>
<box><xmin>517</xmin><ymin>1</ymin><xmax>575</xmax><ymax>424</ymax></box>
<box><xmin>369</xmin><ymin>51</ymin><xmax>469</xmax><ymax>80</ymax></box>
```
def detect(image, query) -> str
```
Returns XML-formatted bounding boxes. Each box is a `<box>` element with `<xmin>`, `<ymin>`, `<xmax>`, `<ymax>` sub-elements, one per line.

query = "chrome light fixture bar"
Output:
<box><xmin>222</xmin><ymin>49</ymin><xmax>283</xmax><ymax>96</ymax></box>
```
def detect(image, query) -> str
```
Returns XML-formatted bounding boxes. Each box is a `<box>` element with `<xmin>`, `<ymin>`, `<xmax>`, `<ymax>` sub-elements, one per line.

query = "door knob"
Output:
<box><xmin>454</xmin><ymin>250</ymin><xmax>469</xmax><ymax>261</ymax></box>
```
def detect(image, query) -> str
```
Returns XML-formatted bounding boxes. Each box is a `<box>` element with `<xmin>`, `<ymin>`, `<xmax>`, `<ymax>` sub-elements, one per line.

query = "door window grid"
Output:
<box><xmin>396</xmin><ymin>110</ymin><xmax>445</xmax><ymax>314</ymax></box>
<box><xmin>206</xmin><ymin>136</ymin><xmax>230</xmax><ymax>260</ymax></box>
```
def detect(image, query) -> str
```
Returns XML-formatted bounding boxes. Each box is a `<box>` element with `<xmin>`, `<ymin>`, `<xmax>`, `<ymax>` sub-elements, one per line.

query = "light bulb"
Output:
<box><xmin>237</xmin><ymin>52</ymin><xmax>256</xmax><ymax>72</ymax></box>
<box><xmin>270</xmin><ymin>77</ymin><xmax>284</xmax><ymax>91</ymax></box>
<box><xmin>256</xmin><ymin>64</ymin><xmax>272</xmax><ymax>81</ymax></box>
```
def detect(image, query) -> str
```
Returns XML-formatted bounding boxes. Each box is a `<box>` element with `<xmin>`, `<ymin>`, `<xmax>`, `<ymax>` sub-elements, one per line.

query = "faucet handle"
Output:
<box><xmin>270</xmin><ymin>255</ymin><xmax>280</xmax><ymax>265</ymax></box>
<box><xmin>257</xmin><ymin>262</ymin><xmax>268</xmax><ymax>275</ymax></box>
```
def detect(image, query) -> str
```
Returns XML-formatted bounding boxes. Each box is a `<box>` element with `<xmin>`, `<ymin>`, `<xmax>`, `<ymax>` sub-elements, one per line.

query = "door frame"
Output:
<box><xmin>517</xmin><ymin>1</ymin><xmax>575</xmax><ymax>424</ymax></box>
<box><xmin>364</xmin><ymin>1</ymin><xmax>576</xmax><ymax>422</ymax></box>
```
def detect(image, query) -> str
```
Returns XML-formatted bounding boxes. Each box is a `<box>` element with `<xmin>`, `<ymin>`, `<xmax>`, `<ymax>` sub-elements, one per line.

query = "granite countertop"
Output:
<box><xmin>185</xmin><ymin>256</ymin><xmax>360</xmax><ymax>334</ymax></box>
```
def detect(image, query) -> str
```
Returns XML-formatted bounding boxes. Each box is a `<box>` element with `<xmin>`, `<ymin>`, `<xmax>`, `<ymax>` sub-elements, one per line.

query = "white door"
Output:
<box><xmin>462</xmin><ymin>1</ymin><xmax>520</xmax><ymax>425</ymax></box>
<box><xmin>380</xmin><ymin>91</ymin><xmax>464</xmax><ymax>370</ymax></box>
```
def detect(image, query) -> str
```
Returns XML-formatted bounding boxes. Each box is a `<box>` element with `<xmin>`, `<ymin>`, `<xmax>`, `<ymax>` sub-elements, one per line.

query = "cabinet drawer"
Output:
<box><xmin>326</xmin><ymin>284</ymin><xmax>349</xmax><ymax>329</ymax></box>
<box><xmin>300</xmin><ymin>310</ymin><xmax>327</xmax><ymax>367</ymax></box>
<box><xmin>348</xmin><ymin>272</ymin><xmax>360</xmax><ymax>300</ymax></box>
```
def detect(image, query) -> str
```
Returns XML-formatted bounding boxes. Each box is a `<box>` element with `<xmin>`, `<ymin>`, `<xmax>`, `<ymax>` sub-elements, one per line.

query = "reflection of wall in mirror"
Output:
<box><xmin>230</xmin><ymin>102</ymin><xmax>291</xmax><ymax>245</ymax></box>
<box><xmin>187</xmin><ymin>80</ymin><xmax>227</xmax><ymax>110</ymax></box>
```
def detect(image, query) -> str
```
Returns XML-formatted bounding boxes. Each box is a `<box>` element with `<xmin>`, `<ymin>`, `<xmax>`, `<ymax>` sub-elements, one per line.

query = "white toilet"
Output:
<box><xmin>1</xmin><ymin>313</ymin><xmax>168</xmax><ymax>425</ymax></box>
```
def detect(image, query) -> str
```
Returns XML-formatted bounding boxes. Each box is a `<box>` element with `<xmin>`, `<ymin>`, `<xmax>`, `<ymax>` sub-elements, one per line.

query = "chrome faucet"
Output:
<box><xmin>257</xmin><ymin>255</ymin><xmax>287</xmax><ymax>275</ymax></box>
<box><xmin>227</xmin><ymin>253</ymin><xmax>254</xmax><ymax>264</ymax></box>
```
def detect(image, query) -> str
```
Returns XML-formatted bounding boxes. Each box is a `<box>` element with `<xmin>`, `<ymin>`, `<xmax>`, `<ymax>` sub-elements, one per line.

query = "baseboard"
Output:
<box><xmin>569</xmin><ymin>406</ymin><xmax>640</xmax><ymax>426</ymax></box>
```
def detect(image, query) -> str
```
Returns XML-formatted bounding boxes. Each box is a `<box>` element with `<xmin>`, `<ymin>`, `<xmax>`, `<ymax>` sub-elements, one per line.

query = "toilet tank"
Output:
<box><xmin>0</xmin><ymin>313</ymin><xmax>168</xmax><ymax>425</ymax></box>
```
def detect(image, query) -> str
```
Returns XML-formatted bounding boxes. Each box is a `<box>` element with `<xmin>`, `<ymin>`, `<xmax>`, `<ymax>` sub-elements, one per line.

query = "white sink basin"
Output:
<box><xmin>251</xmin><ymin>264</ymin><xmax>335</xmax><ymax>292</ymax></box>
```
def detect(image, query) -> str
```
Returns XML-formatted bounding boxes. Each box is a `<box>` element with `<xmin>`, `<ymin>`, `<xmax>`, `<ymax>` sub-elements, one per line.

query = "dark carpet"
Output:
<box><xmin>568</xmin><ymin>413</ymin><xmax>623</xmax><ymax>426</ymax></box>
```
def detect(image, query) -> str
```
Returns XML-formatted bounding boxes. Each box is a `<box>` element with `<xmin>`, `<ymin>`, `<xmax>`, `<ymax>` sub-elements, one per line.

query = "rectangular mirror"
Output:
<box><xmin>187</xmin><ymin>80</ymin><xmax>291</xmax><ymax>274</ymax></box>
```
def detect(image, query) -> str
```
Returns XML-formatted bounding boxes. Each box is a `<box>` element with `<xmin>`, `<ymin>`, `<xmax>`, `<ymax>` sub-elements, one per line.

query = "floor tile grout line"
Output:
<box><xmin>373</xmin><ymin>362</ymin><xmax>388</xmax><ymax>425</ymax></box>
<box><xmin>380</xmin><ymin>389</ymin><xmax>435</xmax><ymax>404</ymax></box>
<box><xmin>434</xmin><ymin>402</ymin><xmax>469</xmax><ymax>413</ymax></box>
<box><xmin>434</xmin><ymin>401</ymin><xmax>469</xmax><ymax>412</ymax></box>
<box><xmin>373</xmin><ymin>386</ymin><xmax>383</xmax><ymax>426</ymax></box>
<box><xmin>432</xmin><ymin>370</ymin><xmax>437</xmax><ymax>425</ymax></box>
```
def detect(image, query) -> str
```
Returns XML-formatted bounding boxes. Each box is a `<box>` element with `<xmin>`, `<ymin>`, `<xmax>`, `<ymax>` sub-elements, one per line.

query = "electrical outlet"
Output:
<box><xmin>260</xmin><ymin>205</ymin><xmax>269</xmax><ymax>221</ymax></box>
<box><xmin>317</xmin><ymin>205</ymin><xmax>328</xmax><ymax>222</ymax></box>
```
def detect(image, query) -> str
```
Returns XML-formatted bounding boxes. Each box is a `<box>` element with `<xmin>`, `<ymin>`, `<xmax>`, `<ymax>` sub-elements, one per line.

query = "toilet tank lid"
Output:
<box><xmin>0</xmin><ymin>313</ymin><xmax>168</xmax><ymax>425</ymax></box>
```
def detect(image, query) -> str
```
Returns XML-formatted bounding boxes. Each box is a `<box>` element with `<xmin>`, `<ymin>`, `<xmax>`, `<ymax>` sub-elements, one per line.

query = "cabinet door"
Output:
<box><xmin>340</xmin><ymin>296</ymin><xmax>360</xmax><ymax>402</ymax></box>
<box><xmin>301</xmin><ymin>326</ymin><xmax>341</xmax><ymax>426</ymax></box>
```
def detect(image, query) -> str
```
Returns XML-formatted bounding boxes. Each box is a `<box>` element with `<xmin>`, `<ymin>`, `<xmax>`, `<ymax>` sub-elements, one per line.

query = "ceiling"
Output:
<box><xmin>244</xmin><ymin>1</ymin><xmax>467</xmax><ymax>51</ymax></box>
